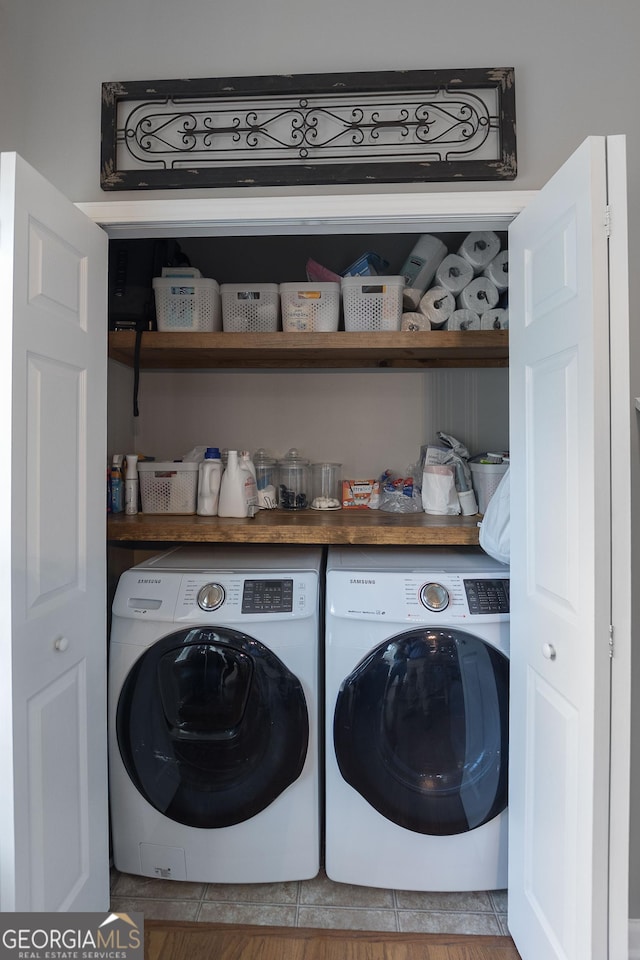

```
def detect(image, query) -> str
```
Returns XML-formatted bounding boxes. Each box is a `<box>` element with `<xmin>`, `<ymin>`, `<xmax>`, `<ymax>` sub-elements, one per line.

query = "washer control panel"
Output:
<box><xmin>112</xmin><ymin>569</ymin><xmax>317</xmax><ymax>622</ymax></box>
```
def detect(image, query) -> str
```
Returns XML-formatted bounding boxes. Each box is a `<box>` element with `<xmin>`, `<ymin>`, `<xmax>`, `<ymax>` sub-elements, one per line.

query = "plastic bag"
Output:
<box><xmin>372</xmin><ymin>470</ymin><xmax>422</xmax><ymax>513</ymax></box>
<box><xmin>479</xmin><ymin>467</ymin><xmax>510</xmax><ymax>565</ymax></box>
<box><xmin>421</xmin><ymin>464</ymin><xmax>460</xmax><ymax>515</ymax></box>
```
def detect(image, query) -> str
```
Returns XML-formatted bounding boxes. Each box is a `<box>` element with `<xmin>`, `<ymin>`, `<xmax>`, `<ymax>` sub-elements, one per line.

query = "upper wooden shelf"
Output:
<box><xmin>108</xmin><ymin>330</ymin><xmax>508</xmax><ymax>370</ymax></box>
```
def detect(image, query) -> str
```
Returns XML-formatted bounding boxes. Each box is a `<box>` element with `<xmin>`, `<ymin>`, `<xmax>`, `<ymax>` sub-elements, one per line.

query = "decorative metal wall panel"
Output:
<box><xmin>101</xmin><ymin>69</ymin><xmax>516</xmax><ymax>191</ymax></box>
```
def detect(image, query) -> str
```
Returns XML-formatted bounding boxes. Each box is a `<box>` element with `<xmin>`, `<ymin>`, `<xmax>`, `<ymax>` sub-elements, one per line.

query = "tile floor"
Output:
<box><xmin>110</xmin><ymin>868</ymin><xmax>508</xmax><ymax>935</ymax></box>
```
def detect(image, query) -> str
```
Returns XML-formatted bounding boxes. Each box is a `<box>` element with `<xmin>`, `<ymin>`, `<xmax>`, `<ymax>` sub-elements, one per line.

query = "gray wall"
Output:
<box><xmin>4</xmin><ymin>0</ymin><xmax>640</xmax><ymax>917</ymax></box>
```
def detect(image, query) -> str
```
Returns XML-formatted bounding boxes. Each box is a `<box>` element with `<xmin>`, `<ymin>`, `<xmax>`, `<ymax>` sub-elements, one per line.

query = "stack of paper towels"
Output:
<box><xmin>400</xmin><ymin>232</ymin><xmax>509</xmax><ymax>330</ymax></box>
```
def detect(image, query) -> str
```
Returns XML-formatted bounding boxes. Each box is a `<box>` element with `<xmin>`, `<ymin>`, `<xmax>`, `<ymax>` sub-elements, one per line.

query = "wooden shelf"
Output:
<box><xmin>107</xmin><ymin>329</ymin><xmax>497</xmax><ymax>546</ymax></box>
<box><xmin>108</xmin><ymin>330</ymin><xmax>508</xmax><ymax>369</ymax></box>
<box><xmin>107</xmin><ymin>509</ymin><xmax>482</xmax><ymax>546</ymax></box>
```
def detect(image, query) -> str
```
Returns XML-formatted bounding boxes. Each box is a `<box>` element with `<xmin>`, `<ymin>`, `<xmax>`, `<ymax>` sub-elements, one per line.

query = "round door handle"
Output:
<box><xmin>54</xmin><ymin>636</ymin><xmax>69</xmax><ymax>652</ymax></box>
<box><xmin>542</xmin><ymin>642</ymin><xmax>556</xmax><ymax>661</ymax></box>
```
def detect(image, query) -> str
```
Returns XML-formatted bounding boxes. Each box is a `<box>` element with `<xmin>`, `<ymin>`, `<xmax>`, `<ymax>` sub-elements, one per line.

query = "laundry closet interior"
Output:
<box><xmin>101</xmin><ymin>192</ymin><xmax>520</xmax><ymax>925</ymax></box>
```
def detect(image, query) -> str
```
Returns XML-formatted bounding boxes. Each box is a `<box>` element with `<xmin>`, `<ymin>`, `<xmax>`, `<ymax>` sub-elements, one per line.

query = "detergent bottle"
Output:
<box><xmin>217</xmin><ymin>450</ymin><xmax>248</xmax><ymax>518</ymax></box>
<box><xmin>197</xmin><ymin>447</ymin><xmax>223</xmax><ymax>516</ymax></box>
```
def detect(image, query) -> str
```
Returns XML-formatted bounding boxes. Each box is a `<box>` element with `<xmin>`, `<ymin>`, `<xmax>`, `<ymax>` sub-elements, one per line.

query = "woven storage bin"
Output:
<box><xmin>221</xmin><ymin>283</ymin><xmax>280</xmax><ymax>332</ymax></box>
<box><xmin>138</xmin><ymin>461</ymin><xmax>199</xmax><ymax>514</ymax></box>
<box><xmin>280</xmin><ymin>282</ymin><xmax>340</xmax><ymax>332</ymax></box>
<box><xmin>342</xmin><ymin>276</ymin><xmax>404</xmax><ymax>331</ymax></box>
<box><xmin>152</xmin><ymin>278</ymin><xmax>221</xmax><ymax>332</ymax></box>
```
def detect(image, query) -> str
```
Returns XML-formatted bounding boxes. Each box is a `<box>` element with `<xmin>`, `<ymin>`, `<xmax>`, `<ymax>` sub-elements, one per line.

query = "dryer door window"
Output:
<box><xmin>116</xmin><ymin>626</ymin><xmax>309</xmax><ymax>828</ymax></box>
<box><xmin>333</xmin><ymin>628</ymin><xmax>508</xmax><ymax>836</ymax></box>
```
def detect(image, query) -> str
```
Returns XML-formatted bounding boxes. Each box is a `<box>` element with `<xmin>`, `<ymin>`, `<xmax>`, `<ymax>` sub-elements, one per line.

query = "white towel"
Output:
<box><xmin>401</xmin><ymin>312</ymin><xmax>431</xmax><ymax>331</ymax></box>
<box><xmin>418</xmin><ymin>286</ymin><xmax>455</xmax><ymax>329</ymax></box>
<box><xmin>458</xmin><ymin>231</ymin><xmax>501</xmax><ymax>274</ymax></box>
<box><xmin>480</xmin><ymin>308</ymin><xmax>509</xmax><ymax>330</ymax></box>
<box><xmin>483</xmin><ymin>250</ymin><xmax>509</xmax><ymax>292</ymax></box>
<box><xmin>457</xmin><ymin>277</ymin><xmax>499</xmax><ymax>315</ymax></box>
<box><xmin>435</xmin><ymin>254</ymin><xmax>474</xmax><ymax>295</ymax></box>
<box><xmin>448</xmin><ymin>309</ymin><xmax>480</xmax><ymax>331</ymax></box>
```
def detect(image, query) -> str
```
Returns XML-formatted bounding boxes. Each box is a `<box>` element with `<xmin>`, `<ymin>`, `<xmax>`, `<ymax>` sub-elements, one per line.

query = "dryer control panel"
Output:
<box><xmin>329</xmin><ymin>570</ymin><xmax>510</xmax><ymax>624</ymax></box>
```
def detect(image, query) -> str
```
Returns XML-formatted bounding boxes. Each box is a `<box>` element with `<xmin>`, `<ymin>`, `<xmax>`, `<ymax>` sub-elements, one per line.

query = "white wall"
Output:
<box><xmin>5</xmin><ymin>0</ymin><xmax>640</xmax><ymax>918</ymax></box>
<box><xmin>2</xmin><ymin>0</ymin><xmax>639</xmax><ymax>202</ymax></box>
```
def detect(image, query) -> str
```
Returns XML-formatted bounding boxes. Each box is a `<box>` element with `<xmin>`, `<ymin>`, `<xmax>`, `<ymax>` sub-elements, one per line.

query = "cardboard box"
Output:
<box><xmin>342</xmin><ymin>479</ymin><xmax>379</xmax><ymax>509</ymax></box>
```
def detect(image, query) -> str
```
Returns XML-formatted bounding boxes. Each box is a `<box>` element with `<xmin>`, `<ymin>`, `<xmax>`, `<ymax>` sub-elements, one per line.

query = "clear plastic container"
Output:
<box><xmin>277</xmin><ymin>448</ymin><xmax>310</xmax><ymax>510</ymax></box>
<box><xmin>311</xmin><ymin>462</ymin><xmax>342</xmax><ymax>510</ymax></box>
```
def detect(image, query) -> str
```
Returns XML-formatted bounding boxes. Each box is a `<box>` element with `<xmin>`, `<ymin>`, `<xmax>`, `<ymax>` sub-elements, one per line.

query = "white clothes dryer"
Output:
<box><xmin>325</xmin><ymin>546</ymin><xmax>509</xmax><ymax>892</ymax></box>
<box><xmin>109</xmin><ymin>544</ymin><xmax>323</xmax><ymax>884</ymax></box>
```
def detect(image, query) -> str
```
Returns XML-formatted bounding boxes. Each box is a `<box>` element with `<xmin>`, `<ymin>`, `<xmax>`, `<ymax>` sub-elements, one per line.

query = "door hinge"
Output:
<box><xmin>609</xmin><ymin>624</ymin><xmax>614</xmax><ymax>659</ymax></box>
<box><xmin>605</xmin><ymin>205</ymin><xmax>612</xmax><ymax>238</ymax></box>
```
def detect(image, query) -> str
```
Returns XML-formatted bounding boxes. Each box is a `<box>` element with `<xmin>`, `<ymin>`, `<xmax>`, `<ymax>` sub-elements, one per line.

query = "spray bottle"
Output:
<box><xmin>239</xmin><ymin>451</ymin><xmax>259</xmax><ymax>513</ymax></box>
<box><xmin>124</xmin><ymin>454</ymin><xmax>139</xmax><ymax>515</ymax></box>
<box><xmin>110</xmin><ymin>454</ymin><xmax>124</xmax><ymax>514</ymax></box>
<box><xmin>197</xmin><ymin>447</ymin><xmax>223</xmax><ymax>516</ymax></box>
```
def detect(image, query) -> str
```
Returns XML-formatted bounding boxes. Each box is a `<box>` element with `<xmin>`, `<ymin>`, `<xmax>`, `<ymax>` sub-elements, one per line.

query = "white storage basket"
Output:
<box><xmin>221</xmin><ymin>283</ymin><xmax>280</xmax><ymax>332</ymax></box>
<box><xmin>138</xmin><ymin>461</ymin><xmax>199</xmax><ymax>514</ymax></box>
<box><xmin>469</xmin><ymin>459</ymin><xmax>509</xmax><ymax>514</ymax></box>
<box><xmin>152</xmin><ymin>278</ymin><xmax>221</xmax><ymax>332</ymax></box>
<box><xmin>280</xmin><ymin>282</ymin><xmax>340</xmax><ymax>332</ymax></box>
<box><xmin>342</xmin><ymin>276</ymin><xmax>404</xmax><ymax>332</ymax></box>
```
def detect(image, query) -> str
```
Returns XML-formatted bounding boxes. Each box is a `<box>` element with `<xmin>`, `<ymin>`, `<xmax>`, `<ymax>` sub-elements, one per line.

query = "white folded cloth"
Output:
<box><xmin>418</xmin><ymin>286</ymin><xmax>455</xmax><ymax>328</ymax></box>
<box><xmin>457</xmin><ymin>277</ymin><xmax>499</xmax><ymax>314</ymax></box>
<box><xmin>435</xmin><ymin>254</ymin><xmax>474</xmax><ymax>295</ymax></box>
<box><xmin>458</xmin><ymin>231</ymin><xmax>501</xmax><ymax>274</ymax></box>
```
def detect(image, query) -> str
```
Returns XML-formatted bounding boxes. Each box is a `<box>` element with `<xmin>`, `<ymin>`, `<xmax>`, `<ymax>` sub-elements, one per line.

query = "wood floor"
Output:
<box><xmin>144</xmin><ymin>920</ymin><xmax>521</xmax><ymax>960</ymax></box>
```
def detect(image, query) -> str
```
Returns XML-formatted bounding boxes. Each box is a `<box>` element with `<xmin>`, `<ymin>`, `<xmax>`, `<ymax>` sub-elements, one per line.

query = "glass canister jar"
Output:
<box><xmin>253</xmin><ymin>448</ymin><xmax>276</xmax><ymax>491</ymax></box>
<box><xmin>310</xmin><ymin>462</ymin><xmax>342</xmax><ymax>510</ymax></box>
<box><xmin>277</xmin><ymin>448</ymin><xmax>310</xmax><ymax>510</ymax></box>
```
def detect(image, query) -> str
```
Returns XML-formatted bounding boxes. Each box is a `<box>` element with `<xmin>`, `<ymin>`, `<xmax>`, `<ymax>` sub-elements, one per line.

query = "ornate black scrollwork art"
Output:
<box><xmin>101</xmin><ymin>68</ymin><xmax>516</xmax><ymax>190</ymax></box>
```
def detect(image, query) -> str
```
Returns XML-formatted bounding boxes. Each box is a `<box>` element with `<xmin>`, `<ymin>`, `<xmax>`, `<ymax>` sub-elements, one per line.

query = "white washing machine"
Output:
<box><xmin>325</xmin><ymin>546</ymin><xmax>510</xmax><ymax>892</ymax></box>
<box><xmin>109</xmin><ymin>544</ymin><xmax>323</xmax><ymax>884</ymax></box>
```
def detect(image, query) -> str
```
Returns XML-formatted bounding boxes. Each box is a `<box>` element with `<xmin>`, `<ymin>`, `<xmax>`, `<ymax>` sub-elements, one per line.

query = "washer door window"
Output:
<box><xmin>334</xmin><ymin>628</ymin><xmax>508</xmax><ymax>836</ymax></box>
<box><xmin>117</xmin><ymin>626</ymin><xmax>309</xmax><ymax>828</ymax></box>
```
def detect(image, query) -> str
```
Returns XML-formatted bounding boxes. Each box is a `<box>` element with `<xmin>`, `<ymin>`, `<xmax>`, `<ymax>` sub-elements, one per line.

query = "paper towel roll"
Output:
<box><xmin>458</xmin><ymin>232</ymin><xmax>501</xmax><ymax>274</ymax></box>
<box><xmin>401</xmin><ymin>312</ymin><xmax>431</xmax><ymax>331</ymax></box>
<box><xmin>400</xmin><ymin>234</ymin><xmax>448</xmax><ymax>294</ymax></box>
<box><xmin>435</xmin><ymin>254</ymin><xmax>474</xmax><ymax>295</ymax></box>
<box><xmin>418</xmin><ymin>286</ymin><xmax>455</xmax><ymax>329</ymax></box>
<box><xmin>480</xmin><ymin>308</ymin><xmax>509</xmax><ymax>330</ymax></box>
<box><xmin>482</xmin><ymin>249</ymin><xmax>509</xmax><ymax>291</ymax></box>
<box><xmin>457</xmin><ymin>277</ymin><xmax>499</xmax><ymax>315</ymax></box>
<box><xmin>448</xmin><ymin>309</ymin><xmax>480</xmax><ymax>331</ymax></box>
<box><xmin>402</xmin><ymin>287</ymin><xmax>422</xmax><ymax>311</ymax></box>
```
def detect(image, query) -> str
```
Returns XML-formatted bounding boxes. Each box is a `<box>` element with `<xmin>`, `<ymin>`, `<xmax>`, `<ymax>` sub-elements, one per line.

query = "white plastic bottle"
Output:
<box><xmin>239</xmin><ymin>451</ymin><xmax>259</xmax><ymax>512</ymax></box>
<box><xmin>197</xmin><ymin>447</ymin><xmax>223</xmax><ymax>516</ymax></box>
<box><xmin>124</xmin><ymin>454</ymin><xmax>139</xmax><ymax>515</ymax></box>
<box><xmin>217</xmin><ymin>450</ymin><xmax>249</xmax><ymax>518</ymax></box>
